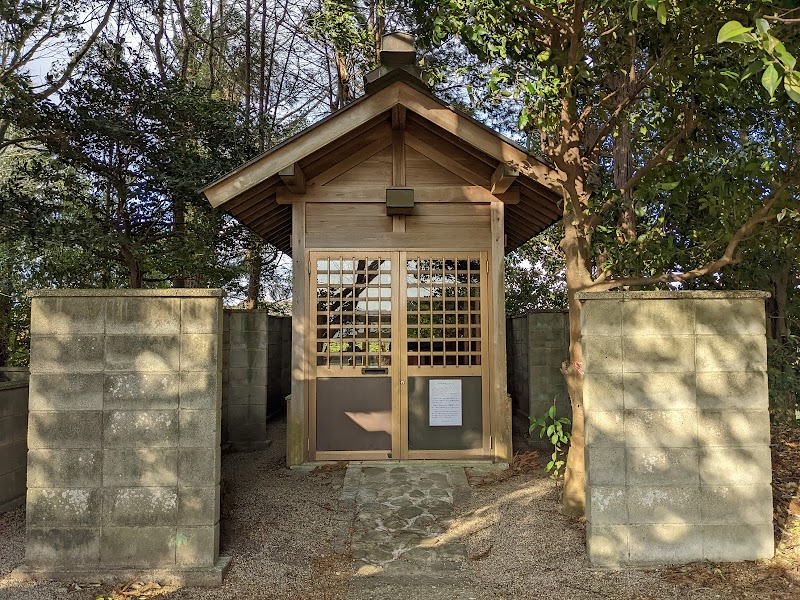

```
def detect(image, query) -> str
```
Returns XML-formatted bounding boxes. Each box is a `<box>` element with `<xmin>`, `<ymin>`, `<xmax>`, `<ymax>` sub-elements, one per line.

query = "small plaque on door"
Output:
<box><xmin>429</xmin><ymin>379</ymin><xmax>462</xmax><ymax>427</ymax></box>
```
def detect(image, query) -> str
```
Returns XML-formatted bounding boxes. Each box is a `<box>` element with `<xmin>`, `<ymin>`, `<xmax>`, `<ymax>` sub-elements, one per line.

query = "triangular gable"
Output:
<box><xmin>202</xmin><ymin>81</ymin><xmax>558</xmax><ymax>208</ymax></box>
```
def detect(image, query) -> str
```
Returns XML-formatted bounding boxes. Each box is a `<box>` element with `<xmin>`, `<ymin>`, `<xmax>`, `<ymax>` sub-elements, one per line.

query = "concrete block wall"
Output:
<box><xmin>222</xmin><ymin>311</ymin><xmax>290</xmax><ymax>449</ymax></box>
<box><xmin>0</xmin><ymin>380</ymin><xmax>28</xmax><ymax>513</ymax></box>
<box><xmin>23</xmin><ymin>289</ymin><xmax>227</xmax><ymax>585</ymax></box>
<box><xmin>506</xmin><ymin>311</ymin><xmax>570</xmax><ymax>421</ymax></box>
<box><xmin>580</xmin><ymin>291</ymin><xmax>773</xmax><ymax>567</ymax></box>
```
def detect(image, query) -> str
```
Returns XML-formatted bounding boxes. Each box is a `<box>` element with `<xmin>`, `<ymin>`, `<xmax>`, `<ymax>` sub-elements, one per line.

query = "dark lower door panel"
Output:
<box><xmin>316</xmin><ymin>377</ymin><xmax>392</xmax><ymax>451</ymax></box>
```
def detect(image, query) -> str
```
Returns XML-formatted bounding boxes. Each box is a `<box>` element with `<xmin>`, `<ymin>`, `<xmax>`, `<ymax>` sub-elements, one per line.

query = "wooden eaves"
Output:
<box><xmin>201</xmin><ymin>75</ymin><xmax>564</xmax><ymax>255</ymax></box>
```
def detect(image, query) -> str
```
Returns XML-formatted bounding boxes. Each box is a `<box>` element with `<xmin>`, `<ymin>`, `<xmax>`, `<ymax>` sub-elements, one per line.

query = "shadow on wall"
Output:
<box><xmin>581</xmin><ymin>293</ymin><xmax>775</xmax><ymax>566</ymax></box>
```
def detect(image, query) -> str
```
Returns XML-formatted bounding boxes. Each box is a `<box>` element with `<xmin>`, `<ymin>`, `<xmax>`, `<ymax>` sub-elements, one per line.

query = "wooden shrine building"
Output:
<box><xmin>203</xmin><ymin>33</ymin><xmax>562</xmax><ymax>465</ymax></box>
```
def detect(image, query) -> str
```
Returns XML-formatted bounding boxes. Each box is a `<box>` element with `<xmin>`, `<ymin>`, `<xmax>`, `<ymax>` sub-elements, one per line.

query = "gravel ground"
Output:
<box><xmin>0</xmin><ymin>419</ymin><xmax>352</xmax><ymax>600</ymax></box>
<box><xmin>2</xmin><ymin>416</ymin><xmax>798</xmax><ymax>600</ymax></box>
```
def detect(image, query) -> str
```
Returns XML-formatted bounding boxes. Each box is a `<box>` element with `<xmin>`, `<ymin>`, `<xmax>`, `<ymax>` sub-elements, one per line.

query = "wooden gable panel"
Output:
<box><xmin>404</xmin><ymin>147</ymin><xmax>471</xmax><ymax>186</ymax></box>
<box><xmin>324</xmin><ymin>146</ymin><xmax>393</xmax><ymax>187</ymax></box>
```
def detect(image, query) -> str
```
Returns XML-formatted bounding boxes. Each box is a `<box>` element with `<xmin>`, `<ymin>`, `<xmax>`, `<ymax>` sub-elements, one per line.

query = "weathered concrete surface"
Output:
<box><xmin>221</xmin><ymin>311</ymin><xmax>290</xmax><ymax>450</ymax></box>
<box><xmin>342</xmin><ymin>463</ymin><xmax>480</xmax><ymax>599</ymax></box>
<box><xmin>0</xmin><ymin>380</ymin><xmax>28</xmax><ymax>513</ymax></box>
<box><xmin>581</xmin><ymin>292</ymin><xmax>774</xmax><ymax>567</ymax></box>
<box><xmin>506</xmin><ymin>312</ymin><xmax>569</xmax><ymax>422</ymax></box>
<box><xmin>20</xmin><ymin>290</ymin><xmax>228</xmax><ymax>585</ymax></box>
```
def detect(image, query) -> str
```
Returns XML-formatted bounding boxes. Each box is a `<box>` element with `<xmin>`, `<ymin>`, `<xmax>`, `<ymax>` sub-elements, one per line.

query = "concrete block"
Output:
<box><xmin>627</xmin><ymin>486</ymin><xmax>701</xmax><ymax>524</ymax></box>
<box><xmin>623</xmin><ymin>299</ymin><xmax>695</xmax><ymax>336</ymax></box>
<box><xmin>28</xmin><ymin>410</ymin><xmax>102</xmax><ymax>449</ymax></box>
<box><xmin>176</xmin><ymin>525</ymin><xmax>219</xmax><ymax>566</ymax></box>
<box><xmin>627</xmin><ymin>448</ymin><xmax>699</xmax><ymax>485</ymax></box>
<box><xmin>27</xmin><ymin>450</ymin><xmax>102</xmax><ymax>488</ymax></box>
<box><xmin>179</xmin><ymin>410</ymin><xmax>220</xmax><ymax>448</ymax></box>
<box><xmin>624</xmin><ymin>410</ymin><xmax>698</xmax><ymax>448</ymax></box>
<box><xmin>0</xmin><ymin>416</ymin><xmax>13</xmax><ymax>445</ymax></box>
<box><xmin>583</xmin><ymin>336</ymin><xmax>623</xmax><ymax>374</ymax></box>
<box><xmin>0</xmin><ymin>441</ymin><xmax>23</xmax><ymax>475</ymax></box>
<box><xmin>229</xmin><ymin>349</ymin><xmax>267</xmax><ymax>370</ymax></box>
<box><xmin>26</xmin><ymin>528</ymin><xmax>100</xmax><ymax>566</ymax></box>
<box><xmin>102</xmin><ymin>449</ymin><xmax>178</xmax><ymax>487</ymax></box>
<box><xmin>11</xmin><ymin>440</ymin><xmax>26</xmax><ymax>471</ymax></box>
<box><xmin>105</xmin><ymin>336</ymin><xmax>180</xmax><ymax>372</ymax></box>
<box><xmin>26</xmin><ymin>489</ymin><xmax>100</xmax><ymax>527</ymax></box>
<box><xmin>30</xmin><ymin>336</ymin><xmax>104</xmax><ymax>373</ymax></box>
<box><xmin>104</xmin><ymin>373</ymin><xmax>180</xmax><ymax>409</ymax></box>
<box><xmin>582</xmin><ymin>301</ymin><xmax>622</xmax><ymax>337</ymax></box>
<box><xmin>700</xmin><ymin>484</ymin><xmax>773</xmax><ymax>524</ymax></box>
<box><xmin>628</xmin><ymin>524</ymin><xmax>703</xmax><ymax>564</ymax></box>
<box><xmin>586</xmin><ymin>523</ymin><xmax>629</xmax><ymax>566</ymax></box>
<box><xmin>695</xmin><ymin>299</ymin><xmax>765</xmax><ymax>335</ymax></box>
<box><xmin>100</xmin><ymin>527</ymin><xmax>177</xmax><ymax>567</ymax></box>
<box><xmin>227</xmin><ymin>422</ymin><xmax>268</xmax><ymax>443</ymax></box>
<box><xmin>0</xmin><ymin>472</ymin><xmax>14</xmax><ymax>504</ymax></box>
<box><xmin>102</xmin><ymin>488</ymin><xmax>178</xmax><ymax>526</ymax></box>
<box><xmin>622</xmin><ymin>336</ymin><xmax>695</xmax><ymax>373</ymax></box>
<box><xmin>700</xmin><ymin>446</ymin><xmax>772</xmax><ymax>485</ymax></box>
<box><xmin>31</xmin><ymin>297</ymin><xmax>105</xmax><ymax>335</ymax></box>
<box><xmin>178</xmin><ymin>486</ymin><xmax>220</xmax><ymax>525</ymax></box>
<box><xmin>181</xmin><ymin>298</ymin><xmax>220</xmax><ymax>334</ymax></box>
<box><xmin>229</xmin><ymin>312</ymin><xmax>268</xmax><ymax>333</ymax></box>
<box><xmin>227</xmin><ymin>386</ymin><xmax>266</xmax><ymax>405</ymax></box>
<box><xmin>12</xmin><ymin>413</ymin><xmax>26</xmax><ymax>442</ymax></box>
<box><xmin>180</xmin><ymin>372</ymin><xmax>220</xmax><ymax>410</ymax></box>
<box><xmin>179</xmin><ymin>448</ymin><xmax>220</xmax><ymax>487</ymax></box>
<box><xmin>584</xmin><ymin>374</ymin><xmax>624</xmax><ymax>411</ymax></box>
<box><xmin>698</xmin><ymin>410</ymin><xmax>771</xmax><ymax>447</ymax></box>
<box><xmin>702</xmin><ymin>523</ymin><xmax>774</xmax><ymax>561</ymax></box>
<box><xmin>230</xmin><ymin>329</ymin><xmax>268</xmax><ymax>350</ymax></box>
<box><xmin>105</xmin><ymin>297</ymin><xmax>180</xmax><ymax>335</ymax></box>
<box><xmin>104</xmin><ymin>410</ymin><xmax>178</xmax><ymax>448</ymax></box>
<box><xmin>585</xmin><ymin>447</ymin><xmax>627</xmax><ymax>486</ymax></box>
<box><xmin>587</xmin><ymin>486</ymin><xmax>627</xmax><ymax>525</ymax></box>
<box><xmin>623</xmin><ymin>373</ymin><xmax>695</xmax><ymax>410</ymax></box>
<box><xmin>181</xmin><ymin>335</ymin><xmax>218</xmax><ymax>372</ymax></box>
<box><xmin>696</xmin><ymin>372</ymin><xmax>768</xmax><ymax>410</ymax></box>
<box><xmin>528</xmin><ymin>349</ymin><xmax>566</xmax><ymax>368</ymax></box>
<box><xmin>585</xmin><ymin>411</ymin><xmax>625</xmax><ymax>447</ymax></box>
<box><xmin>29</xmin><ymin>373</ymin><xmax>104</xmax><ymax>411</ymax></box>
<box><xmin>695</xmin><ymin>335</ymin><xmax>767</xmax><ymax>372</ymax></box>
<box><xmin>227</xmin><ymin>368</ymin><xmax>267</xmax><ymax>387</ymax></box>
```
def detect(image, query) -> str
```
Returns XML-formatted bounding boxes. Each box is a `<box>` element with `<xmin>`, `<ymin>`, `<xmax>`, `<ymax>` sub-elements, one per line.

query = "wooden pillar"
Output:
<box><xmin>288</xmin><ymin>201</ymin><xmax>306</xmax><ymax>465</ymax></box>
<box><xmin>490</xmin><ymin>201</ymin><xmax>512</xmax><ymax>463</ymax></box>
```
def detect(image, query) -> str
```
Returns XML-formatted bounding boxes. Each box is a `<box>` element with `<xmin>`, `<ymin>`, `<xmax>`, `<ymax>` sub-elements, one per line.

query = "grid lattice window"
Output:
<box><xmin>406</xmin><ymin>257</ymin><xmax>482</xmax><ymax>367</ymax></box>
<box><xmin>315</xmin><ymin>257</ymin><xmax>392</xmax><ymax>367</ymax></box>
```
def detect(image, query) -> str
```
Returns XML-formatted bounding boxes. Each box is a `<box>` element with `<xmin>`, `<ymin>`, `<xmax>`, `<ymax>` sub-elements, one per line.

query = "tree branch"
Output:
<box><xmin>587</xmin><ymin>181</ymin><xmax>794</xmax><ymax>291</ymax></box>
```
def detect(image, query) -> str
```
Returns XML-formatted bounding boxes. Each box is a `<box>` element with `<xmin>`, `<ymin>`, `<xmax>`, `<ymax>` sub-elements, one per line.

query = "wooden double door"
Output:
<box><xmin>309</xmin><ymin>251</ymin><xmax>491</xmax><ymax>460</ymax></box>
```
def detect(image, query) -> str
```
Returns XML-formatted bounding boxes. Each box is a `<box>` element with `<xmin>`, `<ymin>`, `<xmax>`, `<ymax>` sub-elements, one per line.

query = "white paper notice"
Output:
<box><xmin>429</xmin><ymin>379</ymin><xmax>462</xmax><ymax>427</ymax></box>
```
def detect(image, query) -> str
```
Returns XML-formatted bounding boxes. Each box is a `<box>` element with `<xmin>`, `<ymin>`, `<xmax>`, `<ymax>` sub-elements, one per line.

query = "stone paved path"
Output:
<box><xmin>340</xmin><ymin>463</ymin><xmax>483</xmax><ymax>599</ymax></box>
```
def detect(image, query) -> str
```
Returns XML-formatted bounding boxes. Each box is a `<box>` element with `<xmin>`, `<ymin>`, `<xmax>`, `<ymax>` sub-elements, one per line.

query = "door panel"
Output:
<box><xmin>310</xmin><ymin>254</ymin><xmax>399</xmax><ymax>460</ymax></box>
<box><xmin>310</xmin><ymin>251</ymin><xmax>489</xmax><ymax>460</ymax></box>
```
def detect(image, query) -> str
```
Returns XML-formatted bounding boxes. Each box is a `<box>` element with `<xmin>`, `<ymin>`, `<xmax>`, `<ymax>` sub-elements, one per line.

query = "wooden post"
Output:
<box><xmin>288</xmin><ymin>201</ymin><xmax>307</xmax><ymax>465</ymax></box>
<box><xmin>490</xmin><ymin>201</ymin><xmax>512</xmax><ymax>463</ymax></box>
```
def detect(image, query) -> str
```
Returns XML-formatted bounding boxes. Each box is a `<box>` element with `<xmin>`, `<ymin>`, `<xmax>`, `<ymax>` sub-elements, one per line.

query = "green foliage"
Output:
<box><xmin>718</xmin><ymin>17</ymin><xmax>800</xmax><ymax>102</ymax></box>
<box><xmin>529</xmin><ymin>401</ymin><xmax>571</xmax><ymax>480</ymax></box>
<box><xmin>505</xmin><ymin>223</ymin><xmax>567</xmax><ymax>315</ymax></box>
<box><xmin>768</xmin><ymin>335</ymin><xmax>800</xmax><ymax>423</ymax></box>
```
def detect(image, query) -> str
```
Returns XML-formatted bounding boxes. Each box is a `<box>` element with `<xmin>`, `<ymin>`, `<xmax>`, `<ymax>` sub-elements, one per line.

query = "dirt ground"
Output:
<box><xmin>1</xmin><ymin>417</ymin><xmax>799</xmax><ymax>600</ymax></box>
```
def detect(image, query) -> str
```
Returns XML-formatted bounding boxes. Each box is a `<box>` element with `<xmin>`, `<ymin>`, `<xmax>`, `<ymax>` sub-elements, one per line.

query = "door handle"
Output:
<box><xmin>361</xmin><ymin>367</ymin><xmax>388</xmax><ymax>375</ymax></box>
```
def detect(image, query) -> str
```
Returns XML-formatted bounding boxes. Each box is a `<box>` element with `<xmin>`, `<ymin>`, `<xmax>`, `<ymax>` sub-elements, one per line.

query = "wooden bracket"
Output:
<box><xmin>490</xmin><ymin>163</ymin><xmax>519</xmax><ymax>194</ymax></box>
<box><xmin>279</xmin><ymin>163</ymin><xmax>306</xmax><ymax>193</ymax></box>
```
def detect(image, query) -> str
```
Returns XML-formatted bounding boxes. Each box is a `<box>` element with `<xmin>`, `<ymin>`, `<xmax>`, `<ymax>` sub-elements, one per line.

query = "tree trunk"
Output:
<box><xmin>560</xmin><ymin>213</ymin><xmax>591</xmax><ymax>516</ymax></box>
<box><xmin>246</xmin><ymin>242</ymin><xmax>262</xmax><ymax>309</ymax></box>
<box><xmin>769</xmin><ymin>264</ymin><xmax>790</xmax><ymax>340</ymax></box>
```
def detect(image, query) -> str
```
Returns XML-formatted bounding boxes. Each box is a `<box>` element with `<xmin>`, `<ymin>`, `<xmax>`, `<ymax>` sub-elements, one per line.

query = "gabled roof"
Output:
<box><xmin>202</xmin><ymin>79</ymin><xmax>563</xmax><ymax>254</ymax></box>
